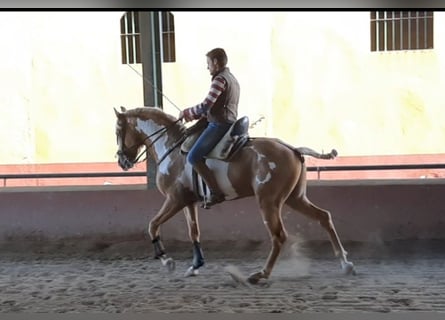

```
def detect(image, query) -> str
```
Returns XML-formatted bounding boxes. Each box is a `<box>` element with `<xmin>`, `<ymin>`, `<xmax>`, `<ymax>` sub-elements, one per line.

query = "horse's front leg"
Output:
<box><xmin>148</xmin><ymin>196</ymin><xmax>185</xmax><ymax>272</ymax></box>
<box><xmin>183</xmin><ymin>204</ymin><xmax>205</xmax><ymax>277</ymax></box>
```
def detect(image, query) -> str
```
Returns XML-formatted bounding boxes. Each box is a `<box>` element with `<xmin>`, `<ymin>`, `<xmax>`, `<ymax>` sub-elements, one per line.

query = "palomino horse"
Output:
<box><xmin>114</xmin><ymin>106</ymin><xmax>355</xmax><ymax>284</ymax></box>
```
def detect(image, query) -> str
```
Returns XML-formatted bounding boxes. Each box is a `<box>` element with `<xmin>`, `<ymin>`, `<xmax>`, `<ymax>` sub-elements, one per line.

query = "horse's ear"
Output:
<box><xmin>120</xmin><ymin>106</ymin><xmax>127</xmax><ymax>112</ymax></box>
<box><xmin>114</xmin><ymin>107</ymin><xmax>125</xmax><ymax>118</ymax></box>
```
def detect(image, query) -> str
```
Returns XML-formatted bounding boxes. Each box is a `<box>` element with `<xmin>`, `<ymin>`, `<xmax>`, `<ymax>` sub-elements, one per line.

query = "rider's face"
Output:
<box><xmin>206</xmin><ymin>57</ymin><xmax>219</xmax><ymax>76</ymax></box>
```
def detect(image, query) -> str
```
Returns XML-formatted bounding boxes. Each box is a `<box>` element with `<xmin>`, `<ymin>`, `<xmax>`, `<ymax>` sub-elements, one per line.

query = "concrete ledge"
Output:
<box><xmin>1</xmin><ymin>179</ymin><xmax>444</xmax><ymax>243</ymax></box>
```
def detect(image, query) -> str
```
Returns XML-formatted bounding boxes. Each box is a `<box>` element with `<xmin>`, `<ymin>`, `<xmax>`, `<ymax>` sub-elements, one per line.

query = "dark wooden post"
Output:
<box><xmin>139</xmin><ymin>12</ymin><xmax>163</xmax><ymax>189</ymax></box>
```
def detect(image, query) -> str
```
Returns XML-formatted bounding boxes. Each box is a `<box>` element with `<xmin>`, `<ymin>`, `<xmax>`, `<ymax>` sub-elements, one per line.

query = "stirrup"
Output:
<box><xmin>201</xmin><ymin>193</ymin><xmax>225</xmax><ymax>209</ymax></box>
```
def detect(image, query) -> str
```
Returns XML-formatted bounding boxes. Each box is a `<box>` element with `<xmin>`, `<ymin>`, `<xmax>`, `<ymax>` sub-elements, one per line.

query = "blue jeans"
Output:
<box><xmin>187</xmin><ymin>121</ymin><xmax>232</xmax><ymax>166</ymax></box>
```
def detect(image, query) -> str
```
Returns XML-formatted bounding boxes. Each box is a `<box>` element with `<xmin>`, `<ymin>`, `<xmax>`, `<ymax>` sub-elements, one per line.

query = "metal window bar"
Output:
<box><xmin>384</xmin><ymin>11</ymin><xmax>387</xmax><ymax>51</ymax></box>
<box><xmin>414</xmin><ymin>11</ymin><xmax>418</xmax><ymax>49</ymax></box>
<box><xmin>391</xmin><ymin>11</ymin><xmax>395</xmax><ymax>50</ymax></box>
<box><xmin>375</xmin><ymin>14</ymin><xmax>379</xmax><ymax>50</ymax></box>
<box><xmin>400</xmin><ymin>11</ymin><xmax>403</xmax><ymax>50</ymax></box>
<box><xmin>424</xmin><ymin>11</ymin><xmax>428</xmax><ymax>49</ymax></box>
<box><xmin>408</xmin><ymin>12</ymin><xmax>412</xmax><ymax>49</ymax></box>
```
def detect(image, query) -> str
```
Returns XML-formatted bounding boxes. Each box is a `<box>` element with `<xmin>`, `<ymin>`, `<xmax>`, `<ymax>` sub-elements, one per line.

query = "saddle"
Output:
<box><xmin>181</xmin><ymin>116</ymin><xmax>250</xmax><ymax>162</ymax></box>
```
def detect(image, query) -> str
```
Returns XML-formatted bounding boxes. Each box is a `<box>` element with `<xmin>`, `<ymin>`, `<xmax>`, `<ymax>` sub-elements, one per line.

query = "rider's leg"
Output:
<box><xmin>193</xmin><ymin>160</ymin><xmax>225</xmax><ymax>206</ymax></box>
<box><xmin>187</xmin><ymin>121</ymin><xmax>231</xmax><ymax>207</ymax></box>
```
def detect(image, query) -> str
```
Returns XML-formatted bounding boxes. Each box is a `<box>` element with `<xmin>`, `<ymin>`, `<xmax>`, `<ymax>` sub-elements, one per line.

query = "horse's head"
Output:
<box><xmin>114</xmin><ymin>106</ymin><xmax>144</xmax><ymax>171</ymax></box>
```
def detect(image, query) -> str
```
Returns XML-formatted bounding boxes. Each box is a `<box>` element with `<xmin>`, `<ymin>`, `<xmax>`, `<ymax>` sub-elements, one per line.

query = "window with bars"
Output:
<box><xmin>370</xmin><ymin>11</ymin><xmax>434</xmax><ymax>52</ymax></box>
<box><xmin>120</xmin><ymin>11</ymin><xmax>141</xmax><ymax>64</ymax></box>
<box><xmin>120</xmin><ymin>11</ymin><xmax>175</xmax><ymax>64</ymax></box>
<box><xmin>161</xmin><ymin>12</ymin><xmax>175</xmax><ymax>63</ymax></box>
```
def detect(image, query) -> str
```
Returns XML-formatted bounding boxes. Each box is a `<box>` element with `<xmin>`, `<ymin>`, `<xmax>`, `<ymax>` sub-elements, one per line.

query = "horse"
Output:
<box><xmin>114</xmin><ymin>106</ymin><xmax>355</xmax><ymax>284</ymax></box>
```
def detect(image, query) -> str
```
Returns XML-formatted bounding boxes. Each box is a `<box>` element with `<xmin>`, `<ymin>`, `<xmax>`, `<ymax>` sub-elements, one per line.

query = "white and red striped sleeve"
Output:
<box><xmin>186</xmin><ymin>75</ymin><xmax>227</xmax><ymax>119</ymax></box>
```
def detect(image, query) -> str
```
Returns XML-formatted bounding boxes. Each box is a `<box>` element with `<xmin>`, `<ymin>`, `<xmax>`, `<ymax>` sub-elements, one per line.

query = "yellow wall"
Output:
<box><xmin>1</xmin><ymin>12</ymin><xmax>444</xmax><ymax>164</ymax></box>
<box><xmin>0</xmin><ymin>12</ymin><xmax>144</xmax><ymax>164</ymax></box>
<box><xmin>164</xmin><ymin>12</ymin><xmax>445</xmax><ymax>157</ymax></box>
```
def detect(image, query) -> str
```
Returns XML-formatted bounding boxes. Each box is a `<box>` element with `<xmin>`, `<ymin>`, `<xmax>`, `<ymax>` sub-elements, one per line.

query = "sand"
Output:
<box><xmin>0</xmin><ymin>238</ymin><xmax>444</xmax><ymax>313</ymax></box>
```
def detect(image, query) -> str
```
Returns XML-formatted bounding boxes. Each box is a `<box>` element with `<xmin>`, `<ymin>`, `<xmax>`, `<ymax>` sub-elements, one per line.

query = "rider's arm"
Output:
<box><xmin>182</xmin><ymin>75</ymin><xmax>226</xmax><ymax>121</ymax></box>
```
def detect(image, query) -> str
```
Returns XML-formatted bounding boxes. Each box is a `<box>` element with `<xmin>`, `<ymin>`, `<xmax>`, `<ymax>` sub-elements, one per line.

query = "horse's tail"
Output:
<box><xmin>274</xmin><ymin>139</ymin><xmax>338</xmax><ymax>163</ymax></box>
<box><xmin>295</xmin><ymin>147</ymin><xmax>338</xmax><ymax>160</ymax></box>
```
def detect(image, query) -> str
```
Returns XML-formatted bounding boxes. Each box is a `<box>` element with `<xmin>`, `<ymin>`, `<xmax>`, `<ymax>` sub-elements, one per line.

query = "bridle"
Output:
<box><xmin>116</xmin><ymin>116</ymin><xmax>186</xmax><ymax>170</ymax></box>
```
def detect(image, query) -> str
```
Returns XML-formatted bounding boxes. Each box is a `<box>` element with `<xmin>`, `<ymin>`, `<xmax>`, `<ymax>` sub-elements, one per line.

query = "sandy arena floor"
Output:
<box><xmin>0</xmin><ymin>238</ymin><xmax>444</xmax><ymax>313</ymax></box>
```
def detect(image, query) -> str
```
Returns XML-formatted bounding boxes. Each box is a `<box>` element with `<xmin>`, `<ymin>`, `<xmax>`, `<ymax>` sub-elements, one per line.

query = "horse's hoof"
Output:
<box><xmin>247</xmin><ymin>271</ymin><xmax>265</xmax><ymax>285</ymax></box>
<box><xmin>161</xmin><ymin>257</ymin><xmax>176</xmax><ymax>272</ymax></box>
<box><xmin>184</xmin><ymin>266</ymin><xmax>199</xmax><ymax>277</ymax></box>
<box><xmin>342</xmin><ymin>261</ymin><xmax>356</xmax><ymax>275</ymax></box>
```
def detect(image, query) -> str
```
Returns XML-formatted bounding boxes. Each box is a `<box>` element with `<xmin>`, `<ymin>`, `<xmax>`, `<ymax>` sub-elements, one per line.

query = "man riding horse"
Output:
<box><xmin>114</xmin><ymin>48</ymin><xmax>356</xmax><ymax>282</ymax></box>
<box><xmin>179</xmin><ymin>48</ymin><xmax>240</xmax><ymax>209</ymax></box>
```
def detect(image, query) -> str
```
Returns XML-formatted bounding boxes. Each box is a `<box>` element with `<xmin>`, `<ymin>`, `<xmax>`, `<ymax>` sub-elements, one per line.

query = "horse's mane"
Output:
<box><xmin>124</xmin><ymin>107</ymin><xmax>172</xmax><ymax>120</ymax></box>
<box><xmin>124</xmin><ymin>107</ymin><xmax>186</xmax><ymax>134</ymax></box>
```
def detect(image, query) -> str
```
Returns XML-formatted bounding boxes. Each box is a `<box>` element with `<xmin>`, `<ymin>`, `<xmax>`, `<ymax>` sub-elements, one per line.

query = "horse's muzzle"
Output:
<box><xmin>117</xmin><ymin>151</ymin><xmax>134</xmax><ymax>171</ymax></box>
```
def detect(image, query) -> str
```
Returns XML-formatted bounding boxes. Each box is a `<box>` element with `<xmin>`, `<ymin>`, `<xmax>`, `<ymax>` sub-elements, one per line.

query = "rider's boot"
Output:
<box><xmin>193</xmin><ymin>160</ymin><xmax>225</xmax><ymax>209</ymax></box>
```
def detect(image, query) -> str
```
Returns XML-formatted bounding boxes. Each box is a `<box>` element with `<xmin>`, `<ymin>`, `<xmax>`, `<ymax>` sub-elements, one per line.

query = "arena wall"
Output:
<box><xmin>1</xmin><ymin>179</ymin><xmax>443</xmax><ymax>244</ymax></box>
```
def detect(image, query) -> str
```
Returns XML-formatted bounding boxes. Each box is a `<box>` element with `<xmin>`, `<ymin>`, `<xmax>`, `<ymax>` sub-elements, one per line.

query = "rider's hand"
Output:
<box><xmin>180</xmin><ymin>108</ymin><xmax>195</xmax><ymax>122</ymax></box>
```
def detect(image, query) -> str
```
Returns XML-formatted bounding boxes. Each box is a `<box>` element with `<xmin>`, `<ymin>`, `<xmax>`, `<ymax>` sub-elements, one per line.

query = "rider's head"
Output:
<box><xmin>206</xmin><ymin>48</ymin><xmax>228</xmax><ymax>76</ymax></box>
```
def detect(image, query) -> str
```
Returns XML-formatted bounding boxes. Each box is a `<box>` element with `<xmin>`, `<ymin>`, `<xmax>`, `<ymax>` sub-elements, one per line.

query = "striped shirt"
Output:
<box><xmin>186</xmin><ymin>75</ymin><xmax>227</xmax><ymax>119</ymax></box>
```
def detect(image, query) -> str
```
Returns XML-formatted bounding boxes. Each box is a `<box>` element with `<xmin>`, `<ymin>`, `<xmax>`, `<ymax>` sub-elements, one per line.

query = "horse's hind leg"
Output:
<box><xmin>286</xmin><ymin>195</ymin><xmax>355</xmax><ymax>275</ymax></box>
<box><xmin>248</xmin><ymin>199</ymin><xmax>288</xmax><ymax>284</ymax></box>
<box><xmin>183</xmin><ymin>204</ymin><xmax>205</xmax><ymax>277</ymax></box>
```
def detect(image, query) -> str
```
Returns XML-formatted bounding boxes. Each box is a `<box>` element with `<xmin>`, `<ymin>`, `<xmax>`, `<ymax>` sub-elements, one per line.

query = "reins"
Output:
<box><xmin>123</xmin><ymin>118</ymin><xmax>185</xmax><ymax>165</ymax></box>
